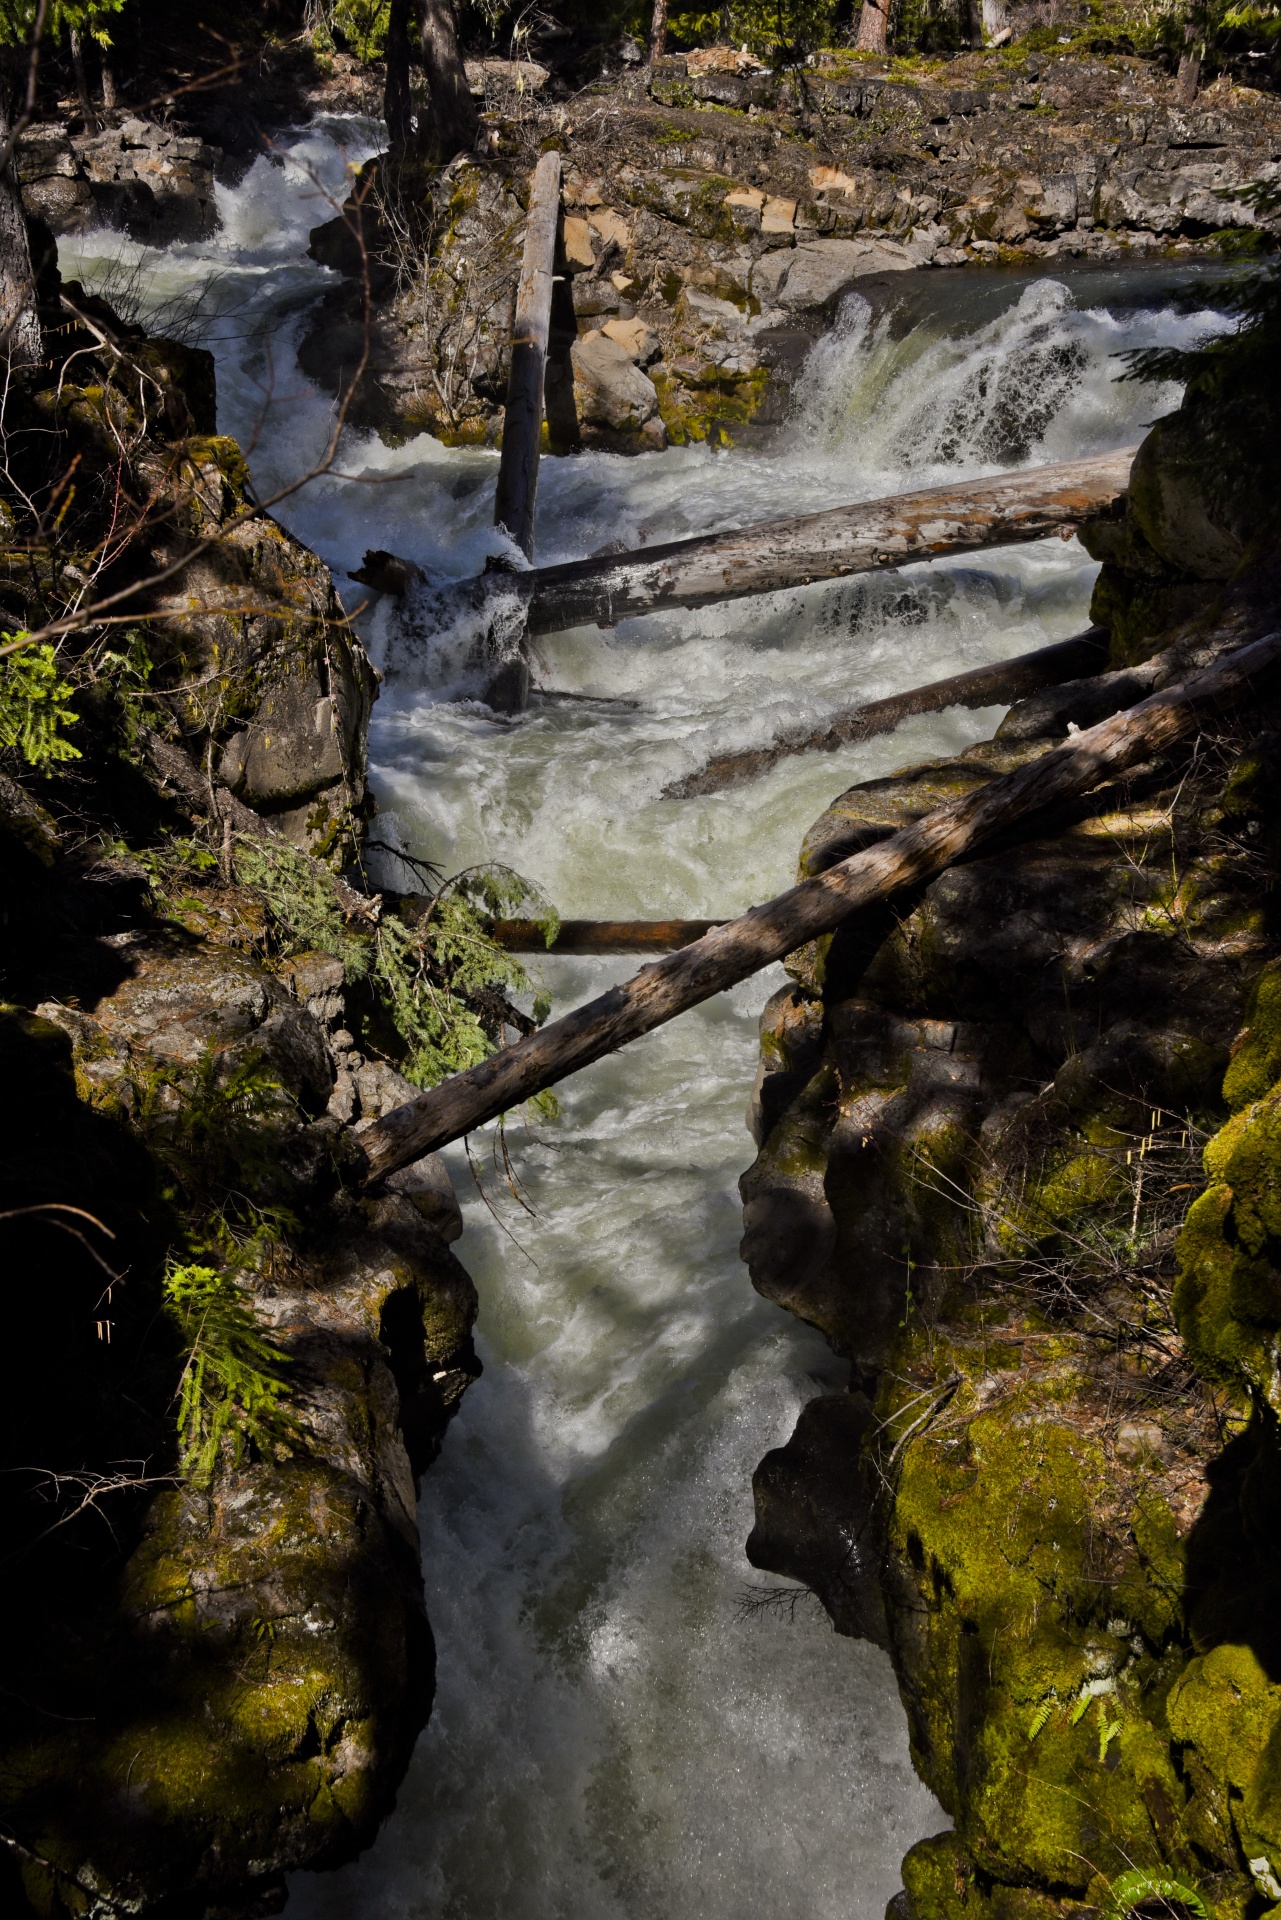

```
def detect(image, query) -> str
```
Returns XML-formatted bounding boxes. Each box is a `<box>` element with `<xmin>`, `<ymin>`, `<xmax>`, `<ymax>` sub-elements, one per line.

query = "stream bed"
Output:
<box><xmin>61</xmin><ymin>123</ymin><xmax>1232</xmax><ymax>1920</ymax></box>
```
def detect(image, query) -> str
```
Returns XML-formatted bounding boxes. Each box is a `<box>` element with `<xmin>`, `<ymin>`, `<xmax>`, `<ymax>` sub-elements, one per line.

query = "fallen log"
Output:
<box><xmin>492</xmin><ymin>150</ymin><xmax>561</xmax><ymax>562</ymax></box>
<box><xmin>492</xmin><ymin>918</ymin><xmax>725</xmax><ymax>952</ymax></box>
<box><xmin>360</xmin><ymin>449</ymin><xmax>1135</xmax><ymax>638</ymax></box>
<box><xmin>518</xmin><ymin>448</ymin><xmax>1135</xmax><ymax>635</ymax></box>
<box><xmin>355</xmin><ymin>626</ymin><xmax>1281</xmax><ymax>1186</ymax></box>
<box><xmin>664</xmin><ymin>627</ymin><xmax>1110</xmax><ymax>798</ymax></box>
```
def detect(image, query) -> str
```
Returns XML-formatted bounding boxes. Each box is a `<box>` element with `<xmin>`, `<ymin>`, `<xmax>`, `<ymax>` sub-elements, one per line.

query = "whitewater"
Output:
<box><xmin>60</xmin><ymin>121</ymin><xmax>1230</xmax><ymax>1920</ymax></box>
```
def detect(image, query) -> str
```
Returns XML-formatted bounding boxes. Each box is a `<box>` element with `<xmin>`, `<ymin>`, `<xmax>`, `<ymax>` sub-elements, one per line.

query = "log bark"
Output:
<box><xmin>855</xmin><ymin>0</ymin><xmax>891</xmax><ymax>53</ymax></box>
<box><xmin>355</xmin><ymin>627</ymin><xmax>1281</xmax><ymax>1186</ymax></box>
<box><xmin>420</xmin><ymin>0</ymin><xmax>480</xmax><ymax>160</ymax></box>
<box><xmin>664</xmin><ymin>627</ymin><xmax>1110</xmax><ymax>798</ymax></box>
<box><xmin>493</xmin><ymin>151</ymin><xmax>561</xmax><ymax>562</ymax></box>
<box><xmin>492</xmin><ymin>918</ymin><xmax>725</xmax><ymax>952</ymax></box>
<box><xmin>515</xmin><ymin>449</ymin><xmax>1135</xmax><ymax>636</ymax></box>
<box><xmin>366</xmin><ymin>453</ymin><xmax>1135</xmax><ymax>636</ymax></box>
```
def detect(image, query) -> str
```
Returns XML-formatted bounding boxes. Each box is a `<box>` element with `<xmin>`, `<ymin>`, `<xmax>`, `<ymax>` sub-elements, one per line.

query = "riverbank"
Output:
<box><xmin>741</xmin><ymin>272</ymin><xmax>1281</xmax><ymax>1920</ymax></box>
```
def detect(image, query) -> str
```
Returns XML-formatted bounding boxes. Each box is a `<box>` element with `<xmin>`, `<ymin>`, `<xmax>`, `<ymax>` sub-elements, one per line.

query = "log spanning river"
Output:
<box><xmin>62</xmin><ymin>121</ymin><xmax>1230</xmax><ymax>1920</ymax></box>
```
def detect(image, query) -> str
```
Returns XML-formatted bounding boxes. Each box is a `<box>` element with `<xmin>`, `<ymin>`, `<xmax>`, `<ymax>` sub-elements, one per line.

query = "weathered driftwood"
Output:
<box><xmin>362</xmin><ymin>449</ymin><xmax>1135</xmax><ymax>636</ymax></box>
<box><xmin>492</xmin><ymin>150</ymin><xmax>561</xmax><ymax>561</ymax></box>
<box><xmin>665</xmin><ymin>627</ymin><xmax>1110</xmax><ymax>798</ymax></box>
<box><xmin>356</xmin><ymin>626</ymin><xmax>1281</xmax><ymax>1186</ymax></box>
<box><xmin>492</xmin><ymin>918</ymin><xmax>725</xmax><ymax>952</ymax></box>
<box><xmin>514</xmin><ymin>448</ymin><xmax>1136</xmax><ymax>635</ymax></box>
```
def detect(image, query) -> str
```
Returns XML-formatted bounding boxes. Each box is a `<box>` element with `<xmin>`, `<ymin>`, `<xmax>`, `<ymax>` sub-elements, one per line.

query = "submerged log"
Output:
<box><xmin>356</xmin><ymin>626</ymin><xmax>1281</xmax><ymax>1186</ymax></box>
<box><xmin>665</xmin><ymin>627</ymin><xmax>1110</xmax><ymax>797</ymax></box>
<box><xmin>492</xmin><ymin>150</ymin><xmax>561</xmax><ymax>561</ymax></box>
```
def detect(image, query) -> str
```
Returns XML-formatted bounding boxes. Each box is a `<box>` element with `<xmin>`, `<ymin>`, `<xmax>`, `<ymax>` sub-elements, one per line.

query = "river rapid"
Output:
<box><xmin>61</xmin><ymin>123</ymin><xmax>1231</xmax><ymax>1920</ymax></box>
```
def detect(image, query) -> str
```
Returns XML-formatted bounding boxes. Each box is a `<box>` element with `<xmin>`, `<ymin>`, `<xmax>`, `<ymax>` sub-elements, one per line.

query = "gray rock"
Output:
<box><xmin>385</xmin><ymin>1152</ymin><xmax>465</xmax><ymax>1243</ymax></box>
<box><xmin>571</xmin><ymin>329</ymin><xmax>661</xmax><ymax>432</ymax></box>
<box><xmin>752</xmin><ymin>232</ymin><xmax>940</xmax><ymax>309</ymax></box>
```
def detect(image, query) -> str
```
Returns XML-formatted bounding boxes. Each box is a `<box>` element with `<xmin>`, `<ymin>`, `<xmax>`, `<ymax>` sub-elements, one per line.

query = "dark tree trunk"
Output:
<box><xmin>855</xmin><ymin>0</ymin><xmax>890</xmax><ymax>53</ymax></box>
<box><xmin>100</xmin><ymin>48</ymin><xmax>119</xmax><ymax>113</ymax></box>
<box><xmin>419</xmin><ymin>0</ymin><xmax>479</xmax><ymax>159</ymax></box>
<box><xmin>0</xmin><ymin>87</ymin><xmax>41</xmax><ymax>367</ymax></box>
<box><xmin>384</xmin><ymin>0</ymin><xmax>414</xmax><ymax>155</ymax></box>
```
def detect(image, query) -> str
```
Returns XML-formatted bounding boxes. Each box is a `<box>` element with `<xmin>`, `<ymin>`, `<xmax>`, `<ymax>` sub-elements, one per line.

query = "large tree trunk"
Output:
<box><xmin>0</xmin><ymin>87</ymin><xmax>41</xmax><ymax>367</ymax></box>
<box><xmin>419</xmin><ymin>0</ymin><xmax>480</xmax><ymax>159</ymax></box>
<box><xmin>855</xmin><ymin>0</ymin><xmax>891</xmax><ymax>54</ymax></box>
<box><xmin>384</xmin><ymin>0</ymin><xmax>414</xmax><ymax>155</ymax></box>
<box><xmin>488</xmin><ymin>448</ymin><xmax>1135</xmax><ymax>638</ymax></box>
<box><xmin>355</xmin><ymin>627</ymin><xmax>1281</xmax><ymax>1185</ymax></box>
<box><xmin>69</xmin><ymin>31</ymin><xmax>98</xmax><ymax>131</ymax></box>
<box><xmin>650</xmin><ymin>0</ymin><xmax>669</xmax><ymax>59</ymax></box>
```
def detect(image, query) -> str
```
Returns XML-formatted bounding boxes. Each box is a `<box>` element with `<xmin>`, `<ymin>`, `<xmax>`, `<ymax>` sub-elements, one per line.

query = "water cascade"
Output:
<box><xmin>60</xmin><ymin>124</ymin><xmax>1232</xmax><ymax>1919</ymax></box>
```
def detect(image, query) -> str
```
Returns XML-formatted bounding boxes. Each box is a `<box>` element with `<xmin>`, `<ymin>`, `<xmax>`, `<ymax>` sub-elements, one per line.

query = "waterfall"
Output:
<box><xmin>60</xmin><ymin>124</ymin><xmax>1231</xmax><ymax>1919</ymax></box>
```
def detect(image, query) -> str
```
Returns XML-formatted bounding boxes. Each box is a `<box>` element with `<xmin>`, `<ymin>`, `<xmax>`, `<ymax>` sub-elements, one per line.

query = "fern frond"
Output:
<box><xmin>164</xmin><ymin>1262</ymin><xmax>301</xmax><ymax>1484</ymax></box>
<box><xmin>1106</xmin><ymin>1868</ymin><xmax>1210</xmax><ymax>1920</ymax></box>
<box><xmin>1028</xmin><ymin>1695</ymin><xmax>1055</xmax><ymax>1739</ymax></box>
<box><xmin>0</xmin><ymin>640</ymin><xmax>81</xmax><ymax>767</ymax></box>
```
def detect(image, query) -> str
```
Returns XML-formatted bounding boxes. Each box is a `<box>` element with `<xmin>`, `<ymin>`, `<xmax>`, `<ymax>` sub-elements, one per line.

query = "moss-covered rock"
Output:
<box><xmin>741</xmin><ymin>643</ymin><xmax>1281</xmax><ymax>1920</ymax></box>
<box><xmin>0</xmin><ymin>842</ymin><xmax>479</xmax><ymax>1918</ymax></box>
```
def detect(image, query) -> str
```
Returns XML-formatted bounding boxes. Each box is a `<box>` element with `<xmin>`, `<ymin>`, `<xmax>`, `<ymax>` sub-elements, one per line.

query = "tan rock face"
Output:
<box><xmin>561</xmin><ymin>212</ymin><xmax>597</xmax><ymax>271</ymax></box>
<box><xmin>601</xmin><ymin>316</ymin><xmax>662</xmax><ymax>364</ymax></box>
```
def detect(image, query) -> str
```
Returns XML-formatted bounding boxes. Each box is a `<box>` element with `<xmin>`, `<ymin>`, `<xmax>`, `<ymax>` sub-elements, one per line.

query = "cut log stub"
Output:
<box><xmin>355</xmin><ymin>626</ymin><xmax>1281</xmax><ymax>1187</ymax></box>
<box><xmin>664</xmin><ymin>628</ymin><xmax>1111</xmax><ymax>797</ymax></box>
<box><xmin>350</xmin><ymin>549</ymin><xmax>428</xmax><ymax>597</ymax></box>
<box><xmin>493</xmin><ymin>150</ymin><xmax>561</xmax><ymax>562</ymax></box>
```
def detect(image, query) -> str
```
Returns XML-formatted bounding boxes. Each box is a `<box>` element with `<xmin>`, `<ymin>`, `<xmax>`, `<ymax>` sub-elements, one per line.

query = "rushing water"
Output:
<box><xmin>62</xmin><ymin>125</ymin><xmax>1233</xmax><ymax>1918</ymax></box>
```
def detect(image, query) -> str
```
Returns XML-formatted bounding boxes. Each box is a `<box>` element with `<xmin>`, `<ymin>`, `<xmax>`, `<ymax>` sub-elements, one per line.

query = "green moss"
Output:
<box><xmin>1175</xmin><ymin>1076</ymin><xmax>1281</xmax><ymax>1407</ymax></box>
<box><xmin>653</xmin><ymin>364</ymin><xmax>768</xmax><ymax>448</ymax></box>
<box><xmin>1223</xmin><ymin>963</ymin><xmax>1281</xmax><ymax>1112</ymax></box>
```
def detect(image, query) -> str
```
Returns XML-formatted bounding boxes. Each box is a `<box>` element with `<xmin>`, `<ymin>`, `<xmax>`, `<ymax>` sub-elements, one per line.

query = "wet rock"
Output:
<box><xmin>71</xmin><ymin>117</ymin><xmax>220</xmax><ymax>244</ymax></box>
<box><xmin>750</xmin><ymin>232</ymin><xmax>942</xmax><ymax>310</ymax></box>
<box><xmin>16</xmin><ymin>122</ymin><xmax>94</xmax><ymax>233</ymax></box>
<box><xmin>747</xmin><ymin>1390</ymin><xmax>888</xmax><ymax>1642</ymax></box>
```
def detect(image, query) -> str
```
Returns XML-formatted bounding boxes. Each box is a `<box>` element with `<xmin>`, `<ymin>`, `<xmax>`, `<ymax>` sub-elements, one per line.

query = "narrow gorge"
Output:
<box><xmin>1</xmin><ymin>6</ymin><xmax>1280</xmax><ymax>1920</ymax></box>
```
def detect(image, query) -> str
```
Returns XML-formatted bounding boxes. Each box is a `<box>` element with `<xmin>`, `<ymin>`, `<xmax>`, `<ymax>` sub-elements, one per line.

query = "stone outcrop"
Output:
<box><xmin>0</xmin><ymin>276</ymin><xmax>375</xmax><ymax>862</ymax></box>
<box><xmin>297</xmin><ymin>48</ymin><xmax>1279</xmax><ymax>457</ymax></box>
<box><xmin>18</xmin><ymin>116</ymin><xmax>220</xmax><ymax>244</ymax></box>
<box><xmin>0</xmin><ymin>282</ymin><xmax>472</xmax><ymax>1916</ymax></box>
<box><xmin>738</xmin><ymin>320</ymin><xmax>1281</xmax><ymax>1920</ymax></box>
<box><xmin>0</xmin><ymin>866</ymin><xmax>477</xmax><ymax>1916</ymax></box>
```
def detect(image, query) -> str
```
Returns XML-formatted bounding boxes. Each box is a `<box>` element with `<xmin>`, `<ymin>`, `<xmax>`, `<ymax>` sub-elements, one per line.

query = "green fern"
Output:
<box><xmin>232</xmin><ymin>835</ymin><xmax>370</xmax><ymax>980</ymax></box>
<box><xmin>163</xmin><ymin>1262</ymin><xmax>300</xmax><ymax>1485</ymax></box>
<box><xmin>1106</xmin><ymin>1869</ymin><xmax>1210</xmax><ymax>1920</ymax></box>
<box><xmin>0</xmin><ymin>640</ymin><xmax>80</xmax><ymax>767</ymax></box>
<box><xmin>1097</xmin><ymin>1701</ymin><xmax>1123</xmax><ymax>1762</ymax></box>
<box><xmin>1028</xmin><ymin>1694</ymin><xmax>1056</xmax><ymax>1739</ymax></box>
